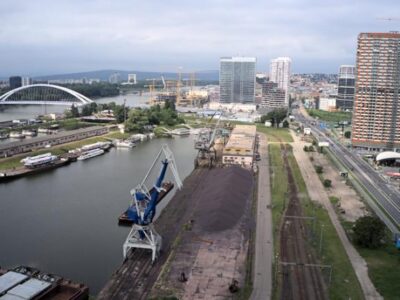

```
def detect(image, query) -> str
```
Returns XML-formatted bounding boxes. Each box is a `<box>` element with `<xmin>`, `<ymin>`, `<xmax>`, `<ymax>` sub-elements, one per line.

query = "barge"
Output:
<box><xmin>118</xmin><ymin>181</ymin><xmax>175</xmax><ymax>226</ymax></box>
<box><xmin>0</xmin><ymin>266</ymin><xmax>88</xmax><ymax>300</ymax></box>
<box><xmin>0</xmin><ymin>158</ymin><xmax>71</xmax><ymax>183</ymax></box>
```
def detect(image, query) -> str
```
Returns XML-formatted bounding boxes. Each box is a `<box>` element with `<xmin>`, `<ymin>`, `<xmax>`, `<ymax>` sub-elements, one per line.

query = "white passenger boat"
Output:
<box><xmin>20</xmin><ymin>153</ymin><xmax>52</xmax><ymax>163</ymax></box>
<box><xmin>77</xmin><ymin>148</ymin><xmax>105</xmax><ymax>161</ymax></box>
<box><xmin>9</xmin><ymin>132</ymin><xmax>25</xmax><ymax>139</ymax></box>
<box><xmin>115</xmin><ymin>140</ymin><xmax>136</xmax><ymax>148</ymax></box>
<box><xmin>22</xmin><ymin>130</ymin><xmax>37</xmax><ymax>136</ymax></box>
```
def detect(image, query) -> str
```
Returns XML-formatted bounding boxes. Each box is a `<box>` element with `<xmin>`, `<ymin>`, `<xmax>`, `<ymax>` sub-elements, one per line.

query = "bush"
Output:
<box><xmin>323</xmin><ymin>179</ymin><xmax>332</xmax><ymax>188</ymax></box>
<box><xmin>344</xmin><ymin>131</ymin><xmax>351</xmax><ymax>139</ymax></box>
<box><xmin>315</xmin><ymin>165</ymin><xmax>323</xmax><ymax>174</ymax></box>
<box><xmin>303</xmin><ymin>145</ymin><xmax>309</xmax><ymax>152</ymax></box>
<box><xmin>353</xmin><ymin>216</ymin><xmax>385</xmax><ymax>248</ymax></box>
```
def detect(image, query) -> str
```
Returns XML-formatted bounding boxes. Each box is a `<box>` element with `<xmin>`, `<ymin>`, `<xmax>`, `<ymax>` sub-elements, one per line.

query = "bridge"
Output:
<box><xmin>0</xmin><ymin>84</ymin><xmax>93</xmax><ymax>106</ymax></box>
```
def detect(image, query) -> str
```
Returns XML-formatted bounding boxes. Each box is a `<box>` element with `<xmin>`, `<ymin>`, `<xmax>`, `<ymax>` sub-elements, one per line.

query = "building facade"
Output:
<box><xmin>336</xmin><ymin>65</ymin><xmax>355</xmax><ymax>111</ymax></box>
<box><xmin>9</xmin><ymin>76</ymin><xmax>22</xmax><ymax>89</ymax></box>
<box><xmin>352</xmin><ymin>32</ymin><xmax>400</xmax><ymax>151</ymax></box>
<box><xmin>21</xmin><ymin>77</ymin><xmax>32</xmax><ymax>87</ymax></box>
<box><xmin>269</xmin><ymin>57</ymin><xmax>291</xmax><ymax>106</ymax></box>
<box><xmin>219</xmin><ymin>57</ymin><xmax>256</xmax><ymax>104</ymax></box>
<box><xmin>260</xmin><ymin>81</ymin><xmax>286</xmax><ymax>112</ymax></box>
<box><xmin>222</xmin><ymin>125</ymin><xmax>256</xmax><ymax>168</ymax></box>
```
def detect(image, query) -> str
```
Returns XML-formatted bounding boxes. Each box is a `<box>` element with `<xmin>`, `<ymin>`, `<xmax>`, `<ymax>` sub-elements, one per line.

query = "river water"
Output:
<box><xmin>0</xmin><ymin>94</ymin><xmax>197</xmax><ymax>294</ymax></box>
<box><xmin>0</xmin><ymin>92</ymin><xmax>150</xmax><ymax>122</ymax></box>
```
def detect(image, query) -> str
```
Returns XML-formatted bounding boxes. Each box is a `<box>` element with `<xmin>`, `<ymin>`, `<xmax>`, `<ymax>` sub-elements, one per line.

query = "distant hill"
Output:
<box><xmin>33</xmin><ymin>69</ymin><xmax>219</xmax><ymax>81</ymax></box>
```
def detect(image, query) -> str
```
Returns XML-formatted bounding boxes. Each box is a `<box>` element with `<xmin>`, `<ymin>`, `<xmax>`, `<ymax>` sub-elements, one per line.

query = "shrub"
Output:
<box><xmin>323</xmin><ymin>179</ymin><xmax>332</xmax><ymax>188</ymax></box>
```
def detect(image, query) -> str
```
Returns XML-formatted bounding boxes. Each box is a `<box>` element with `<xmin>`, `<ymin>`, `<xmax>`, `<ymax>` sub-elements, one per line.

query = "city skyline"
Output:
<box><xmin>1</xmin><ymin>0</ymin><xmax>399</xmax><ymax>76</ymax></box>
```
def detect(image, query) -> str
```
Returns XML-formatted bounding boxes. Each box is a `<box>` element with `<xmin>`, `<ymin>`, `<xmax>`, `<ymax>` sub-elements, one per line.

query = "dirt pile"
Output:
<box><xmin>194</xmin><ymin>166</ymin><xmax>254</xmax><ymax>232</ymax></box>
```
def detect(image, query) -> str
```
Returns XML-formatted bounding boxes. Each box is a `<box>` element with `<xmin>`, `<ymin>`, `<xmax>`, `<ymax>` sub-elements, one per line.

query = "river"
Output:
<box><xmin>0</xmin><ymin>94</ymin><xmax>198</xmax><ymax>294</ymax></box>
<box><xmin>0</xmin><ymin>92</ymin><xmax>150</xmax><ymax>122</ymax></box>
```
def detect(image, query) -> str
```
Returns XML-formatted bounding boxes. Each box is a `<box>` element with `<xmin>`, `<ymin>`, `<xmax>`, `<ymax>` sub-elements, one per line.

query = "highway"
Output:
<box><xmin>294</xmin><ymin>107</ymin><xmax>400</xmax><ymax>234</ymax></box>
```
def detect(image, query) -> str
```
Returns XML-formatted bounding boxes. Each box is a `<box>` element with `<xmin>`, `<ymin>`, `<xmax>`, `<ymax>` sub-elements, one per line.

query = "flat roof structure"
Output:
<box><xmin>223</xmin><ymin>125</ymin><xmax>256</xmax><ymax>168</ymax></box>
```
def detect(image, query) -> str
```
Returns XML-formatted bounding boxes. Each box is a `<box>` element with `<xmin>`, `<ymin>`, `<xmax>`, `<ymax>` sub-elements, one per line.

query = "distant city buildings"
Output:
<box><xmin>260</xmin><ymin>81</ymin><xmax>286</xmax><ymax>112</ymax></box>
<box><xmin>21</xmin><ymin>77</ymin><xmax>32</xmax><ymax>87</ymax></box>
<box><xmin>352</xmin><ymin>32</ymin><xmax>400</xmax><ymax>151</ymax></box>
<box><xmin>219</xmin><ymin>56</ymin><xmax>256</xmax><ymax>104</ymax></box>
<box><xmin>270</xmin><ymin>57</ymin><xmax>291</xmax><ymax>106</ymax></box>
<box><xmin>109</xmin><ymin>72</ymin><xmax>121</xmax><ymax>84</ymax></box>
<box><xmin>9</xmin><ymin>76</ymin><xmax>22</xmax><ymax>89</ymax></box>
<box><xmin>336</xmin><ymin>65</ymin><xmax>355</xmax><ymax>111</ymax></box>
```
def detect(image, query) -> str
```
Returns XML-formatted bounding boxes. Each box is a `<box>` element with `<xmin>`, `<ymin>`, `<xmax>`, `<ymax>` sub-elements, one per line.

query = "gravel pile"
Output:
<box><xmin>194</xmin><ymin>166</ymin><xmax>254</xmax><ymax>232</ymax></box>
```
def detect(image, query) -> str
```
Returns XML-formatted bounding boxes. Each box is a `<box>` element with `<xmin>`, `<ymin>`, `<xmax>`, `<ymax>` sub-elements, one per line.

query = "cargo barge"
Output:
<box><xmin>118</xmin><ymin>181</ymin><xmax>175</xmax><ymax>226</ymax></box>
<box><xmin>0</xmin><ymin>158</ymin><xmax>71</xmax><ymax>183</ymax></box>
<box><xmin>0</xmin><ymin>266</ymin><xmax>88</xmax><ymax>300</ymax></box>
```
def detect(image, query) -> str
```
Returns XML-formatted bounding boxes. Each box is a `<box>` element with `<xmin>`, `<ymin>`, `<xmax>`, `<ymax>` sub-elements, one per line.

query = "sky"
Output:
<box><xmin>1</xmin><ymin>0</ymin><xmax>400</xmax><ymax>77</ymax></box>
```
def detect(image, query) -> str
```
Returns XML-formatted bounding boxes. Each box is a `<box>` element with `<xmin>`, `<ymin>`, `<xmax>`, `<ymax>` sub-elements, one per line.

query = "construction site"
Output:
<box><xmin>97</xmin><ymin>123</ymin><xmax>258</xmax><ymax>299</ymax></box>
<box><xmin>146</xmin><ymin>71</ymin><xmax>209</xmax><ymax>108</ymax></box>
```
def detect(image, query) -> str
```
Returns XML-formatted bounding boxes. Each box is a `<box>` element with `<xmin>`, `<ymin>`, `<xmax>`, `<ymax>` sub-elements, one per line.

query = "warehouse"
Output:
<box><xmin>222</xmin><ymin>124</ymin><xmax>256</xmax><ymax>168</ymax></box>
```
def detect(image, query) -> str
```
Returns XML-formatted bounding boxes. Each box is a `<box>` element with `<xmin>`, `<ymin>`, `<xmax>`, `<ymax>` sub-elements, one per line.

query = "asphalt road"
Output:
<box><xmin>250</xmin><ymin>133</ymin><xmax>273</xmax><ymax>300</ymax></box>
<box><xmin>294</xmin><ymin>107</ymin><xmax>400</xmax><ymax>233</ymax></box>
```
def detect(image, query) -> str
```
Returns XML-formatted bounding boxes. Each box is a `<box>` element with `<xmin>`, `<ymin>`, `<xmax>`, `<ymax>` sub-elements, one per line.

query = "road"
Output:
<box><xmin>250</xmin><ymin>133</ymin><xmax>273</xmax><ymax>300</ymax></box>
<box><xmin>294</xmin><ymin>107</ymin><xmax>400</xmax><ymax>233</ymax></box>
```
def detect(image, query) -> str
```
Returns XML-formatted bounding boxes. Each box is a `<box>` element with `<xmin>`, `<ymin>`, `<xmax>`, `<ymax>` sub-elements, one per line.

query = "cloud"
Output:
<box><xmin>0</xmin><ymin>0</ymin><xmax>399</xmax><ymax>76</ymax></box>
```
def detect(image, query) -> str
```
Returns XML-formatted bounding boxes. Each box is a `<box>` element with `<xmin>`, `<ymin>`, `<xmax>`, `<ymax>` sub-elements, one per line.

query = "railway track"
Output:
<box><xmin>279</xmin><ymin>144</ymin><xmax>327</xmax><ymax>300</ymax></box>
<box><xmin>97</xmin><ymin>168</ymin><xmax>207</xmax><ymax>300</ymax></box>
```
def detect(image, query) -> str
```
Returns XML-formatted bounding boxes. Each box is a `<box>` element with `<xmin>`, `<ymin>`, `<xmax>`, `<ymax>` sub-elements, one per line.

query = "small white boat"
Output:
<box><xmin>38</xmin><ymin>128</ymin><xmax>50</xmax><ymax>134</ymax></box>
<box><xmin>22</xmin><ymin>130</ymin><xmax>37</xmax><ymax>136</ymax></box>
<box><xmin>115</xmin><ymin>140</ymin><xmax>136</xmax><ymax>148</ymax></box>
<box><xmin>9</xmin><ymin>132</ymin><xmax>25</xmax><ymax>139</ymax></box>
<box><xmin>77</xmin><ymin>149</ymin><xmax>105</xmax><ymax>161</ymax></box>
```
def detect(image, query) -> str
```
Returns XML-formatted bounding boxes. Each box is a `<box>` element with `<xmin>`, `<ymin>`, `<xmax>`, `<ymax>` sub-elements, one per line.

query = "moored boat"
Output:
<box><xmin>77</xmin><ymin>148</ymin><xmax>105</xmax><ymax>161</ymax></box>
<box><xmin>9</xmin><ymin>132</ymin><xmax>25</xmax><ymax>139</ymax></box>
<box><xmin>115</xmin><ymin>139</ymin><xmax>136</xmax><ymax>148</ymax></box>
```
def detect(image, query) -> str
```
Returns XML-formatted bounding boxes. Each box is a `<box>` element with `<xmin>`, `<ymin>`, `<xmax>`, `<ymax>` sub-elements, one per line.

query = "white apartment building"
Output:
<box><xmin>270</xmin><ymin>57</ymin><xmax>292</xmax><ymax>106</ymax></box>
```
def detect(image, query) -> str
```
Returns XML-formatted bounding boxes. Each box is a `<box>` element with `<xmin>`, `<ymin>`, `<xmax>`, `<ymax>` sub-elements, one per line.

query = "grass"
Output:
<box><xmin>257</xmin><ymin>126</ymin><xmax>293</xmax><ymax>143</ymax></box>
<box><xmin>357</xmin><ymin>243</ymin><xmax>400</xmax><ymax>300</ymax></box>
<box><xmin>307</xmin><ymin>109</ymin><xmax>352</xmax><ymax>123</ymax></box>
<box><xmin>268</xmin><ymin>144</ymin><xmax>288</xmax><ymax>299</ymax></box>
<box><xmin>285</xmin><ymin>148</ymin><xmax>364</xmax><ymax>300</ymax></box>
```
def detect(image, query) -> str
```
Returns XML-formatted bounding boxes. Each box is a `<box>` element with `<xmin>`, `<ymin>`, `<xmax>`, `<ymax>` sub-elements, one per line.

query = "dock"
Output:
<box><xmin>97</xmin><ymin>165</ymin><xmax>254</xmax><ymax>299</ymax></box>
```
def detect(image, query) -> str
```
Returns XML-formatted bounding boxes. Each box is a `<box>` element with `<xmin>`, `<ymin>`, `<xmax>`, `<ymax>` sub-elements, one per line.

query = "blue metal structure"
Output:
<box><xmin>123</xmin><ymin>145</ymin><xmax>182</xmax><ymax>261</ymax></box>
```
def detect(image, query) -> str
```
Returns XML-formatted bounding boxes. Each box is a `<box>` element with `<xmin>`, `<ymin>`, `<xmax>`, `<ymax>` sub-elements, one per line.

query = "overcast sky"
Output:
<box><xmin>1</xmin><ymin>0</ymin><xmax>399</xmax><ymax>76</ymax></box>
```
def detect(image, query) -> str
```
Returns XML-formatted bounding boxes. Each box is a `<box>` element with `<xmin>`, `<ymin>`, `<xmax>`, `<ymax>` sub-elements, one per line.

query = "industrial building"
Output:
<box><xmin>352</xmin><ymin>32</ymin><xmax>400</xmax><ymax>151</ymax></box>
<box><xmin>222</xmin><ymin>125</ymin><xmax>256</xmax><ymax>168</ymax></box>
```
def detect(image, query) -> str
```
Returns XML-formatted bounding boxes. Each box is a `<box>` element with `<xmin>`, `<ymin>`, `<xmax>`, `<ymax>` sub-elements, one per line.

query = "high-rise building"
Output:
<box><xmin>128</xmin><ymin>74</ymin><xmax>137</xmax><ymax>84</ymax></box>
<box><xmin>352</xmin><ymin>32</ymin><xmax>400</xmax><ymax>151</ymax></box>
<box><xmin>336</xmin><ymin>65</ymin><xmax>355</xmax><ymax>111</ymax></box>
<box><xmin>109</xmin><ymin>72</ymin><xmax>121</xmax><ymax>84</ymax></box>
<box><xmin>9</xmin><ymin>76</ymin><xmax>22</xmax><ymax>89</ymax></box>
<box><xmin>219</xmin><ymin>57</ymin><xmax>256</xmax><ymax>103</ymax></box>
<box><xmin>21</xmin><ymin>77</ymin><xmax>32</xmax><ymax>87</ymax></box>
<box><xmin>260</xmin><ymin>81</ymin><xmax>286</xmax><ymax>112</ymax></box>
<box><xmin>269</xmin><ymin>57</ymin><xmax>291</xmax><ymax>106</ymax></box>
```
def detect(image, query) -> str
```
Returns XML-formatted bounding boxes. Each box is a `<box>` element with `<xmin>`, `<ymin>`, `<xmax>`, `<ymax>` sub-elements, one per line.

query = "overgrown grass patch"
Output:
<box><xmin>307</xmin><ymin>109</ymin><xmax>352</xmax><ymax>123</ymax></box>
<box><xmin>257</xmin><ymin>126</ymin><xmax>293</xmax><ymax>143</ymax></box>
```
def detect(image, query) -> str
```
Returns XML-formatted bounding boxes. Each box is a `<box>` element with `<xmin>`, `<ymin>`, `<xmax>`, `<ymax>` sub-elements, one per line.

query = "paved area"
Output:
<box><xmin>311</xmin><ymin>151</ymin><xmax>367</xmax><ymax>222</ymax></box>
<box><xmin>291</xmin><ymin>131</ymin><xmax>382</xmax><ymax>300</ymax></box>
<box><xmin>250</xmin><ymin>133</ymin><xmax>273</xmax><ymax>300</ymax></box>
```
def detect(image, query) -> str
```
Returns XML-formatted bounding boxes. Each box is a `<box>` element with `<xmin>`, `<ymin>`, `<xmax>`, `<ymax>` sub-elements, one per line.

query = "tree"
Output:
<box><xmin>344</xmin><ymin>131</ymin><xmax>351</xmax><ymax>139</ymax></box>
<box><xmin>353</xmin><ymin>216</ymin><xmax>386</xmax><ymax>248</ymax></box>
<box><xmin>282</xmin><ymin>120</ymin><xmax>289</xmax><ymax>128</ymax></box>
<box><xmin>323</xmin><ymin>179</ymin><xmax>332</xmax><ymax>188</ymax></box>
<box><xmin>315</xmin><ymin>165</ymin><xmax>323</xmax><ymax>174</ymax></box>
<box><xmin>70</xmin><ymin>104</ymin><xmax>80</xmax><ymax>118</ymax></box>
<box><xmin>260</xmin><ymin>108</ymin><xmax>288</xmax><ymax>127</ymax></box>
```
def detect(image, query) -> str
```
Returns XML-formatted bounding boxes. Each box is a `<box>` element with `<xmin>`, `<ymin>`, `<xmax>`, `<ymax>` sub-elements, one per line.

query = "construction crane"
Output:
<box><xmin>122</xmin><ymin>144</ymin><xmax>183</xmax><ymax>261</ymax></box>
<box><xmin>194</xmin><ymin>112</ymin><xmax>223</xmax><ymax>168</ymax></box>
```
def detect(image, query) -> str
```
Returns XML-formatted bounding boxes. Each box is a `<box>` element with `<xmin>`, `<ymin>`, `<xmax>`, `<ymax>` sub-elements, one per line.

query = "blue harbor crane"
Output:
<box><xmin>122</xmin><ymin>144</ymin><xmax>183</xmax><ymax>261</ymax></box>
